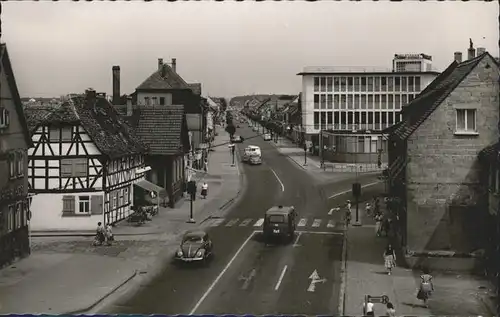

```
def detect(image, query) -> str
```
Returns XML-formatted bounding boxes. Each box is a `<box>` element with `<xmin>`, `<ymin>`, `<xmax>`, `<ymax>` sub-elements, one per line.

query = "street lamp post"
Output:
<box><xmin>352</xmin><ymin>132</ymin><xmax>362</xmax><ymax>226</ymax></box>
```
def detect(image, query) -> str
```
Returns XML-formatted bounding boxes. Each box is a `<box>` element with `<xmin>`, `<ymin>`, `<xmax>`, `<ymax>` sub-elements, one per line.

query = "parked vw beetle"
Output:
<box><xmin>174</xmin><ymin>230</ymin><xmax>213</xmax><ymax>264</ymax></box>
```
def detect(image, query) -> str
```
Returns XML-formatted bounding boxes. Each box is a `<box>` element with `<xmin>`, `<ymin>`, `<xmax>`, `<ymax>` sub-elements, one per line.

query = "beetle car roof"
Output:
<box><xmin>183</xmin><ymin>230</ymin><xmax>206</xmax><ymax>237</ymax></box>
<box><xmin>266</xmin><ymin>205</ymin><xmax>294</xmax><ymax>215</ymax></box>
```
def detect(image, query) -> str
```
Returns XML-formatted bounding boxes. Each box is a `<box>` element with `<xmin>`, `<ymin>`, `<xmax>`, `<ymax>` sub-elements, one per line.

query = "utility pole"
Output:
<box><xmin>353</xmin><ymin>134</ymin><xmax>362</xmax><ymax>226</ymax></box>
<box><xmin>186</xmin><ymin>180</ymin><xmax>196</xmax><ymax>223</ymax></box>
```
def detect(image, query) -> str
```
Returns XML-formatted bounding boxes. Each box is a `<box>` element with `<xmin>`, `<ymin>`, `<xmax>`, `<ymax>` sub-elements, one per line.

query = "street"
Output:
<box><xmin>100</xmin><ymin>125</ymin><xmax>354</xmax><ymax>315</ymax></box>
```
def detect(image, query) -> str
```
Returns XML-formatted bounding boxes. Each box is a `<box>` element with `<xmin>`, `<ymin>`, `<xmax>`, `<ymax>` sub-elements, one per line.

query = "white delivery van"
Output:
<box><xmin>243</xmin><ymin>145</ymin><xmax>262</xmax><ymax>165</ymax></box>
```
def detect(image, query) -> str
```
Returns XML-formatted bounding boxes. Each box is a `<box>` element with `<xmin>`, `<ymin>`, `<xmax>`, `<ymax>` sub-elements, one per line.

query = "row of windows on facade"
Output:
<box><xmin>7</xmin><ymin>150</ymin><xmax>24</xmax><ymax>179</ymax></box>
<box><xmin>62</xmin><ymin>187</ymin><xmax>130</xmax><ymax>214</ymax></box>
<box><xmin>144</xmin><ymin>96</ymin><xmax>167</xmax><ymax>106</ymax></box>
<box><xmin>1</xmin><ymin>200</ymin><xmax>29</xmax><ymax>234</ymax></box>
<box><xmin>327</xmin><ymin>136</ymin><xmax>387</xmax><ymax>154</ymax></box>
<box><xmin>311</xmin><ymin>108</ymin><xmax>477</xmax><ymax>133</ymax></box>
<box><xmin>313</xmin><ymin>93</ymin><xmax>419</xmax><ymax>110</ymax></box>
<box><xmin>312</xmin><ymin>111</ymin><xmax>402</xmax><ymax>130</ymax></box>
<box><xmin>313</xmin><ymin>76</ymin><xmax>422</xmax><ymax>93</ymax></box>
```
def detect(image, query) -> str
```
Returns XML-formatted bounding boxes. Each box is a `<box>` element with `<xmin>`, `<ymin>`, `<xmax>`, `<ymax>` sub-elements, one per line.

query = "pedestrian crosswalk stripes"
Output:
<box><xmin>204</xmin><ymin>217</ymin><xmax>340</xmax><ymax>230</ymax></box>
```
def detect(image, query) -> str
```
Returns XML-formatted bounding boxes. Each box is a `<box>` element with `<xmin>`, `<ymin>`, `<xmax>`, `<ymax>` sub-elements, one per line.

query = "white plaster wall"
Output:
<box><xmin>30</xmin><ymin>192</ymin><xmax>105</xmax><ymax>231</ymax></box>
<box><xmin>302</xmin><ymin>75</ymin><xmax>315</xmax><ymax>134</ymax></box>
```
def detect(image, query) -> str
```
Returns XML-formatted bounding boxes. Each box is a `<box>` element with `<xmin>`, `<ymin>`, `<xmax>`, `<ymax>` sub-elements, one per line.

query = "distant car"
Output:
<box><xmin>231</xmin><ymin>135</ymin><xmax>243</xmax><ymax>143</ymax></box>
<box><xmin>174</xmin><ymin>230</ymin><xmax>213</xmax><ymax>263</ymax></box>
<box><xmin>263</xmin><ymin>133</ymin><xmax>272</xmax><ymax>141</ymax></box>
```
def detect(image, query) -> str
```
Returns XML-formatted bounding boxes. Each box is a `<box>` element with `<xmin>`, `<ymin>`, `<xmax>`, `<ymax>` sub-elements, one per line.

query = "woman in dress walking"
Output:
<box><xmin>417</xmin><ymin>267</ymin><xmax>434</xmax><ymax>307</ymax></box>
<box><xmin>375</xmin><ymin>213</ymin><xmax>383</xmax><ymax>237</ymax></box>
<box><xmin>383</xmin><ymin>244</ymin><xmax>396</xmax><ymax>275</ymax></box>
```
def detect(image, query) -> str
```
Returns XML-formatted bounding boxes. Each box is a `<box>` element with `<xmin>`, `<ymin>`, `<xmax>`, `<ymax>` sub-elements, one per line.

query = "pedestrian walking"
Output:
<box><xmin>93</xmin><ymin>222</ymin><xmax>105</xmax><ymax>246</ymax></box>
<box><xmin>105</xmin><ymin>224</ymin><xmax>114</xmax><ymax>245</ymax></box>
<box><xmin>365</xmin><ymin>202</ymin><xmax>372</xmax><ymax>216</ymax></box>
<box><xmin>386</xmin><ymin>302</ymin><xmax>396</xmax><ymax>317</ymax></box>
<box><xmin>417</xmin><ymin>267</ymin><xmax>434</xmax><ymax>307</ymax></box>
<box><xmin>364</xmin><ymin>298</ymin><xmax>375</xmax><ymax>316</ymax></box>
<box><xmin>375</xmin><ymin>213</ymin><xmax>383</xmax><ymax>237</ymax></box>
<box><xmin>383</xmin><ymin>244</ymin><xmax>396</xmax><ymax>275</ymax></box>
<box><xmin>345</xmin><ymin>200</ymin><xmax>352</xmax><ymax>225</ymax></box>
<box><xmin>201</xmin><ymin>182</ymin><xmax>208</xmax><ymax>199</ymax></box>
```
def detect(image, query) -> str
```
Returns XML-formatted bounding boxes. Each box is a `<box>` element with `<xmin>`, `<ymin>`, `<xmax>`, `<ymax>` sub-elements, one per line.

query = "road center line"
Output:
<box><xmin>270</xmin><ymin>167</ymin><xmax>285</xmax><ymax>192</ymax></box>
<box><xmin>274</xmin><ymin>265</ymin><xmax>288</xmax><ymax>291</ymax></box>
<box><xmin>328</xmin><ymin>181</ymin><xmax>381</xmax><ymax>199</ymax></box>
<box><xmin>292</xmin><ymin>232</ymin><xmax>302</xmax><ymax>247</ymax></box>
<box><xmin>189</xmin><ymin>231</ymin><xmax>257</xmax><ymax>314</ymax></box>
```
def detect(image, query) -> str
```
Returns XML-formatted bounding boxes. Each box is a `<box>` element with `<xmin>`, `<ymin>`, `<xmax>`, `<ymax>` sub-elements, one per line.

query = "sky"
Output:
<box><xmin>2</xmin><ymin>1</ymin><xmax>498</xmax><ymax>99</ymax></box>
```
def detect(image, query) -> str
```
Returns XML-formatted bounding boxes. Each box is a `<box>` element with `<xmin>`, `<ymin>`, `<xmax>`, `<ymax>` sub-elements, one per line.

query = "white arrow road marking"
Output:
<box><xmin>275</xmin><ymin>265</ymin><xmax>288</xmax><ymax>291</ymax></box>
<box><xmin>327</xmin><ymin>220</ymin><xmax>336</xmax><ymax>228</ymax></box>
<box><xmin>312</xmin><ymin>219</ymin><xmax>322</xmax><ymax>227</ymax></box>
<box><xmin>328</xmin><ymin>181</ymin><xmax>382</xmax><ymax>199</ymax></box>
<box><xmin>292</xmin><ymin>232</ymin><xmax>302</xmax><ymax>247</ymax></box>
<box><xmin>239</xmin><ymin>218</ymin><xmax>253</xmax><ymax>226</ymax></box>
<box><xmin>225</xmin><ymin>219</ymin><xmax>239</xmax><ymax>227</ymax></box>
<box><xmin>208</xmin><ymin>218</ymin><xmax>225</xmax><ymax>227</ymax></box>
<box><xmin>254</xmin><ymin>218</ymin><xmax>264</xmax><ymax>227</ymax></box>
<box><xmin>239</xmin><ymin>268</ymin><xmax>257</xmax><ymax>290</ymax></box>
<box><xmin>307</xmin><ymin>269</ymin><xmax>327</xmax><ymax>292</ymax></box>
<box><xmin>298</xmin><ymin>218</ymin><xmax>307</xmax><ymax>227</ymax></box>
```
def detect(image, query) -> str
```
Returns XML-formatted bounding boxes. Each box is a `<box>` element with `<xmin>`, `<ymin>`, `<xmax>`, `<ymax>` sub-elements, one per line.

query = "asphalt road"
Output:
<box><xmin>101</xmin><ymin>122</ymin><xmax>379</xmax><ymax>315</ymax></box>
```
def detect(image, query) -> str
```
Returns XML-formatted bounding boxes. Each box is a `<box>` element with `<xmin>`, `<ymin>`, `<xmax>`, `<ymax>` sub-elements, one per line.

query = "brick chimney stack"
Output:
<box><xmin>468</xmin><ymin>38</ymin><xmax>476</xmax><ymax>60</ymax></box>
<box><xmin>171</xmin><ymin>58</ymin><xmax>177</xmax><ymax>73</ymax></box>
<box><xmin>126</xmin><ymin>96</ymin><xmax>133</xmax><ymax>116</ymax></box>
<box><xmin>476</xmin><ymin>47</ymin><xmax>486</xmax><ymax>55</ymax></box>
<box><xmin>454</xmin><ymin>52</ymin><xmax>462</xmax><ymax>63</ymax></box>
<box><xmin>158</xmin><ymin>58</ymin><xmax>163</xmax><ymax>71</ymax></box>
<box><xmin>85</xmin><ymin>88</ymin><xmax>96</xmax><ymax>109</ymax></box>
<box><xmin>112</xmin><ymin>66</ymin><xmax>120</xmax><ymax>105</ymax></box>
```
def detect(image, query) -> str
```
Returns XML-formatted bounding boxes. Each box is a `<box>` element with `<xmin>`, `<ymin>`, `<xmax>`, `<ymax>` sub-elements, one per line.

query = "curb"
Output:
<box><xmin>338</xmin><ymin>223</ymin><xmax>348</xmax><ymax>316</ymax></box>
<box><xmin>66</xmin><ymin>269</ymin><xmax>138</xmax><ymax>314</ymax></box>
<box><xmin>32</xmin><ymin>231</ymin><xmax>166</xmax><ymax>238</ymax></box>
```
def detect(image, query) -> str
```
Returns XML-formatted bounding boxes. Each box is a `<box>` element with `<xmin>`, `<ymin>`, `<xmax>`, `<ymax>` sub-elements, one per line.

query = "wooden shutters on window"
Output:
<box><xmin>91</xmin><ymin>195</ymin><xmax>103</xmax><ymax>215</ymax></box>
<box><xmin>62</xmin><ymin>196</ymin><xmax>76</xmax><ymax>214</ymax></box>
<box><xmin>60</xmin><ymin>158</ymin><xmax>88</xmax><ymax>177</ymax></box>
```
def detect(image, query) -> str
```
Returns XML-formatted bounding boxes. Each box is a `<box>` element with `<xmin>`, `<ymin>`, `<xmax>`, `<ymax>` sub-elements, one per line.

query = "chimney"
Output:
<box><xmin>112</xmin><ymin>66</ymin><xmax>120</xmax><ymax>105</ymax></box>
<box><xmin>158</xmin><ymin>58</ymin><xmax>164</xmax><ymax>71</ymax></box>
<box><xmin>171</xmin><ymin>58</ymin><xmax>176</xmax><ymax>73</ymax></box>
<box><xmin>126</xmin><ymin>97</ymin><xmax>133</xmax><ymax>116</ymax></box>
<box><xmin>85</xmin><ymin>88</ymin><xmax>96</xmax><ymax>109</ymax></box>
<box><xmin>476</xmin><ymin>47</ymin><xmax>486</xmax><ymax>55</ymax></box>
<box><xmin>454</xmin><ymin>52</ymin><xmax>462</xmax><ymax>63</ymax></box>
<box><xmin>468</xmin><ymin>39</ymin><xmax>476</xmax><ymax>60</ymax></box>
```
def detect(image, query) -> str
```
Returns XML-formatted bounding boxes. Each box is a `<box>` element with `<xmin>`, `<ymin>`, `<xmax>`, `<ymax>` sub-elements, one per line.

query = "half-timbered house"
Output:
<box><xmin>0</xmin><ymin>43</ymin><xmax>34</xmax><ymax>268</ymax></box>
<box><xmin>24</xmin><ymin>89</ymin><xmax>148</xmax><ymax>231</ymax></box>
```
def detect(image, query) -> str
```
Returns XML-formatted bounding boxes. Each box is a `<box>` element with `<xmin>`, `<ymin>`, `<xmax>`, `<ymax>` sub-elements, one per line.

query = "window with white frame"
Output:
<box><xmin>15</xmin><ymin>202</ymin><xmax>22</xmax><ymax>229</ymax></box>
<box><xmin>7</xmin><ymin>205</ymin><xmax>14</xmax><ymax>232</ymax></box>
<box><xmin>78</xmin><ymin>196</ymin><xmax>90</xmax><ymax>213</ymax></box>
<box><xmin>456</xmin><ymin>109</ymin><xmax>477</xmax><ymax>133</ymax></box>
<box><xmin>8</xmin><ymin>152</ymin><xmax>15</xmax><ymax>178</ymax></box>
<box><xmin>17</xmin><ymin>151</ymin><xmax>24</xmax><ymax>177</ymax></box>
<box><xmin>124</xmin><ymin>187</ymin><xmax>129</xmax><ymax>204</ymax></box>
<box><xmin>112</xmin><ymin>192</ymin><xmax>117</xmax><ymax>209</ymax></box>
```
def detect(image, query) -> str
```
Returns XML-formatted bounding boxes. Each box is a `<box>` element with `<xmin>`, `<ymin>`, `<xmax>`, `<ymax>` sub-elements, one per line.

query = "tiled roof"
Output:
<box><xmin>188</xmin><ymin>83</ymin><xmax>202</xmax><ymax>96</ymax></box>
<box><xmin>115</xmin><ymin>105</ymin><xmax>187</xmax><ymax>156</ymax></box>
<box><xmin>392</xmin><ymin>53</ymin><xmax>488</xmax><ymax>141</ymax></box>
<box><xmin>1</xmin><ymin>44</ymin><xmax>34</xmax><ymax>148</ymax></box>
<box><xmin>24</xmin><ymin>95</ymin><xmax>146</xmax><ymax>158</ymax></box>
<box><xmin>136</xmin><ymin>64</ymin><xmax>190</xmax><ymax>91</ymax></box>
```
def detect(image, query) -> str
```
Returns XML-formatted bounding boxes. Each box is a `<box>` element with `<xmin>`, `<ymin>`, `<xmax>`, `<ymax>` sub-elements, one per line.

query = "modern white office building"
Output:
<box><xmin>297</xmin><ymin>53</ymin><xmax>440</xmax><ymax>164</ymax></box>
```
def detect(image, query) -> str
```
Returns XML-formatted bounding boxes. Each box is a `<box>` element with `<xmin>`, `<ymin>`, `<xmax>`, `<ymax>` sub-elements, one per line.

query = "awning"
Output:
<box><xmin>134</xmin><ymin>179</ymin><xmax>168</xmax><ymax>197</ymax></box>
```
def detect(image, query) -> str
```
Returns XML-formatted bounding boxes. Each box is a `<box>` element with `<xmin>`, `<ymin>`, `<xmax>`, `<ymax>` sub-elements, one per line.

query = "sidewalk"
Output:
<box><xmin>343</xmin><ymin>200</ymin><xmax>496</xmax><ymax>316</ymax></box>
<box><xmin>0</xmin><ymin>125</ymin><xmax>245</xmax><ymax>314</ymax></box>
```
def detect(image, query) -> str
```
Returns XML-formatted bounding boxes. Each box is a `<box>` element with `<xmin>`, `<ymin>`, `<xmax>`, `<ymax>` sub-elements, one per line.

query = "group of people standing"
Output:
<box><xmin>93</xmin><ymin>222</ymin><xmax>114</xmax><ymax>246</ymax></box>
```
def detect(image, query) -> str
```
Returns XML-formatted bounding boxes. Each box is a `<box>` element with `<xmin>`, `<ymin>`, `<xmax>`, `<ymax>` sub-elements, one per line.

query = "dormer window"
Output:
<box><xmin>0</xmin><ymin>107</ymin><xmax>10</xmax><ymax>129</ymax></box>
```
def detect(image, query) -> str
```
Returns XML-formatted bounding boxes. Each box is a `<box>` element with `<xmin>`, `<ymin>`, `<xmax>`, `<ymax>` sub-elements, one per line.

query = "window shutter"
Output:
<box><xmin>62</xmin><ymin>195</ymin><xmax>75</xmax><ymax>213</ymax></box>
<box><xmin>90</xmin><ymin>195</ymin><xmax>103</xmax><ymax>215</ymax></box>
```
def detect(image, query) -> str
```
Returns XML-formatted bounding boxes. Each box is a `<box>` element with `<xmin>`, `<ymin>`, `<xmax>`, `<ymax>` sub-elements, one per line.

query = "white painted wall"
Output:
<box><xmin>30</xmin><ymin>192</ymin><xmax>105</xmax><ymax>231</ymax></box>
